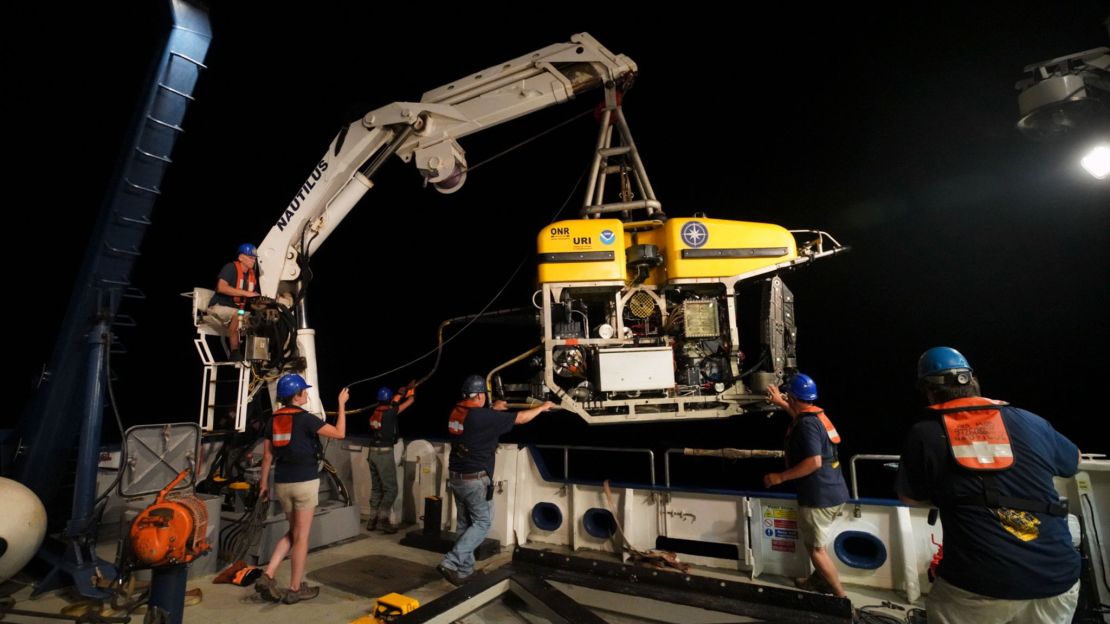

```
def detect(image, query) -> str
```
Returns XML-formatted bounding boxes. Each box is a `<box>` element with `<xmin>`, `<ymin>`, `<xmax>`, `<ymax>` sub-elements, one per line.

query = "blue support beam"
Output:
<box><xmin>14</xmin><ymin>1</ymin><xmax>211</xmax><ymax>598</ymax></box>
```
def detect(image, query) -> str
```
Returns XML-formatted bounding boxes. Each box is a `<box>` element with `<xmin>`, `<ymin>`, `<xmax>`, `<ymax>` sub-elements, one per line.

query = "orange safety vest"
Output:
<box><xmin>231</xmin><ymin>565</ymin><xmax>262</xmax><ymax>587</ymax></box>
<box><xmin>788</xmin><ymin>408</ymin><xmax>842</xmax><ymax>468</ymax></box>
<box><xmin>448</xmin><ymin>393</ymin><xmax>486</xmax><ymax>436</ymax></box>
<box><xmin>370</xmin><ymin>403</ymin><xmax>390</xmax><ymax>431</ymax></box>
<box><xmin>372</xmin><ymin>387</ymin><xmax>413</xmax><ymax>431</ymax></box>
<box><xmin>808</xmin><ymin>409</ymin><xmax>841</xmax><ymax>444</ymax></box>
<box><xmin>930</xmin><ymin>397</ymin><xmax>1012</xmax><ymax>471</ymax></box>
<box><xmin>232</xmin><ymin>260</ymin><xmax>257</xmax><ymax>307</ymax></box>
<box><xmin>448</xmin><ymin>402</ymin><xmax>471</xmax><ymax>436</ymax></box>
<box><xmin>271</xmin><ymin>406</ymin><xmax>300</xmax><ymax>447</ymax></box>
<box><xmin>808</xmin><ymin>408</ymin><xmax>841</xmax><ymax>464</ymax></box>
<box><xmin>930</xmin><ymin>397</ymin><xmax>1067</xmax><ymax>518</ymax></box>
<box><xmin>270</xmin><ymin>406</ymin><xmax>323</xmax><ymax>466</ymax></box>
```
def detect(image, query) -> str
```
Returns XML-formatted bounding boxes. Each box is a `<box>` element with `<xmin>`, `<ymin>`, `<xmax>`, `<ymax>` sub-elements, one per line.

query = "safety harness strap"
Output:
<box><xmin>952</xmin><ymin>474</ymin><xmax>1067</xmax><ymax>517</ymax></box>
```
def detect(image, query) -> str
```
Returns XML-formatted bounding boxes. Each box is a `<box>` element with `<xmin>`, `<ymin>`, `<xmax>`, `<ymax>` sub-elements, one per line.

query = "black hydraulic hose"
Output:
<box><xmin>736</xmin><ymin>351</ymin><xmax>770</xmax><ymax>381</ymax></box>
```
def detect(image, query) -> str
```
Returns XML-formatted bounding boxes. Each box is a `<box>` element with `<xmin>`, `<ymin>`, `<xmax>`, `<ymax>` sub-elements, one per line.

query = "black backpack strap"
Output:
<box><xmin>952</xmin><ymin>474</ymin><xmax>1067</xmax><ymax>517</ymax></box>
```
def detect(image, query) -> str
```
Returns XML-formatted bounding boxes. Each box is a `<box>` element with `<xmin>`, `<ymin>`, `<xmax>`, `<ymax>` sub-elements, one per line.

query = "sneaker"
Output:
<box><xmin>377</xmin><ymin>520</ymin><xmax>398</xmax><ymax>534</ymax></box>
<box><xmin>366</xmin><ymin>517</ymin><xmax>378</xmax><ymax>531</ymax></box>
<box><xmin>254</xmin><ymin>574</ymin><xmax>282</xmax><ymax>602</ymax></box>
<box><xmin>437</xmin><ymin>564</ymin><xmax>464</xmax><ymax>587</ymax></box>
<box><xmin>282</xmin><ymin>583</ymin><xmax>320</xmax><ymax>604</ymax></box>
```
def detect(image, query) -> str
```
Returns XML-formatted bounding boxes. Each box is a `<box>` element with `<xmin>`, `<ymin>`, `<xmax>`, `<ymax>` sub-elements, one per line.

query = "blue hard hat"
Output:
<box><xmin>917</xmin><ymin>347</ymin><xmax>971</xmax><ymax>380</ymax></box>
<box><xmin>786</xmin><ymin>373</ymin><xmax>818</xmax><ymax>402</ymax></box>
<box><xmin>238</xmin><ymin>243</ymin><xmax>258</xmax><ymax>257</ymax></box>
<box><xmin>460</xmin><ymin>374</ymin><xmax>487</xmax><ymax>395</ymax></box>
<box><xmin>376</xmin><ymin>386</ymin><xmax>393</xmax><ymax>402</ymax></box>
<box><xmin>277</xmin><ymin>373</ymin><xmax>311</xmax><ymax>399</ymax></box>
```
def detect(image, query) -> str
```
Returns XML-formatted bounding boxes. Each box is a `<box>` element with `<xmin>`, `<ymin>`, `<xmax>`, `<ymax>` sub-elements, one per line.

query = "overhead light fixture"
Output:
<box><xmin>1016</xmin><ymin>47</ymin><xmax>1110</xmax><ymax>140</ymax></box>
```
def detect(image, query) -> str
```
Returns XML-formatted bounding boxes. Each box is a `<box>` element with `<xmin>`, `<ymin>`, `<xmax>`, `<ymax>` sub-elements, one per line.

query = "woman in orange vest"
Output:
<box><xmin>256</xmin><ymin>374</ymin><xmax>348</xmax><ymax>604</ymax></box>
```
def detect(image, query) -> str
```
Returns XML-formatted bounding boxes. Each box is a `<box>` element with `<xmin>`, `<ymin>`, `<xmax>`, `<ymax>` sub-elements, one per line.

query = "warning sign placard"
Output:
<box><xmin>762</xmin><ymin>505</ymin><xmax>798</xmax><ymax>521</ymax></box>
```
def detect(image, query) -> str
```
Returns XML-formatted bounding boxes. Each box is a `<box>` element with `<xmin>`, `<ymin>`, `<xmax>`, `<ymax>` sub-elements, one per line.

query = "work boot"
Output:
<box><xmin>436</xmin><ymin>564</ymin><xmax>464</xmax><ymax>587</ymax></box>
<box><xmin>254</xmin><ymin>574</ymin><xmax>282</xmax><ymax>602</ymax></box>
<box><xmin>282</xmin><ymin>583</ymin><xmax>320</xmax><ymax>604</ymax></box>
<box><xmin>366</xmin><ymin>516</ymin><xmax>378</xmax><ymax>531</ymax></box>
<box><xmin>377</xmin><ymin>519</ymin><xmax>398</xmax><ymax>534</ymax></box>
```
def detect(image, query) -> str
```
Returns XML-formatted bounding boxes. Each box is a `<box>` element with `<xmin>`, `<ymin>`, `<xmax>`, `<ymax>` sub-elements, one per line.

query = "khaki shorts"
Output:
<box><xmin>274</xmin><ymin>479</ymin><xmax>319</xmax><ymax>512</ymax></box>
<box><xmin>798</xmin><ymin>504</ymin><xmax>844</xmax><ymax>548</ymax></box>
<box><xmin>928</xmin><ymin>577</ymin><xmax>1079</xmax><ymax>624</ymax></box>
<box><xmin>206</xmin><ymin>304</ymin><xmax>249</xmax><ymax>326</ymax></box>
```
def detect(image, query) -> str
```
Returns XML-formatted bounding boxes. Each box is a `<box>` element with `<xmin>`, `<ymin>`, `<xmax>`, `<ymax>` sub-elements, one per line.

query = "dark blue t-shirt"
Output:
<box><xmin>265</xmin><ymin>408</ymin><xmax>324</xmax><ymax>483</ymax></box>
<box><xmin>211</xmin><ymin>262</ymin><xmax>257</xmax><ymax>307</ymax></box>
<box><xmin>896</xmin><ymin>405</ymin><xmax>1079</xmax><ymax>599</ymax></box>
<box><xmin>448</xmin><ymin>407</ymin><xmax>516</xmax><ymax>476</ymax></box>
<box><xmin>786</xmin><ymin>411</ymin><xmax>849</xmax><ymax>508</ymax></box>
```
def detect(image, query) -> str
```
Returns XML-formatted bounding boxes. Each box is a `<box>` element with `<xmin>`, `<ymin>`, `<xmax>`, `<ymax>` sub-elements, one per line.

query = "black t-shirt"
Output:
<box><xmin>895</xmin><ymin>405</ymin><xmax>1080</xmax><ymax>599</ymax></box>
<box><xmin>371</xmin><ymin>405</ymin><xmax>399</xmax><ymax>446</ymax></box>
<box><xmin>448</xmin><ymin>407</ymin><xmax>516</xmax><ymax>476</ymax></box>
<box><xmin>785</xmin><ymin>411</ymin><xmax>850</xmax><ymax>508</ymax></box>
<box><xmin>265</xmin><ymin>408</ymin><xmax>325</xmax><ymax>483</ymax></box>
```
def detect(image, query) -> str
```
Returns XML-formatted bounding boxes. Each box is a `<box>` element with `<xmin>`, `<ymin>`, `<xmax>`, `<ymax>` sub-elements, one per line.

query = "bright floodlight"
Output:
<box><xmin>1080</xmin><ymin>144</ymin><xmax>1110</xmax><ymax>179</ymax></box>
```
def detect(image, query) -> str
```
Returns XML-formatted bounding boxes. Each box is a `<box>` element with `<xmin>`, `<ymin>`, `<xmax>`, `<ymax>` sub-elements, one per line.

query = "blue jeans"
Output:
<box><xmin>440</xmin><ymin>475</ymin><xmax>491</xmax><ymax>576</ymax></box>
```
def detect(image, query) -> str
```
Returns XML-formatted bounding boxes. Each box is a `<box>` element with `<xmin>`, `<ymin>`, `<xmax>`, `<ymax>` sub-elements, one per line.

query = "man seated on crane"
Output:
<box><xmin>207</xmin><ymin>243</ymin><xmax>260</xmax><ymax>360</ymax></box>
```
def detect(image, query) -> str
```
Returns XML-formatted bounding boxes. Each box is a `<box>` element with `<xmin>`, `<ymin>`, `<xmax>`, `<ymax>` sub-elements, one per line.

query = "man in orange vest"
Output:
<box><xmin>208</xmin><ymin>243</ymin><xmax>260</xmax><ymax>359</ymax></box>
<box><xmin>762</xmin><ymin>373</ymin><xmax>849</xmax><ymax>598</ymax></box>
<box><xmin>437</xmin><ymin>375</ymin><xmax>555</xmax><ymax>586</ymax></box>
<box><xmin>896</xmin><ymin>347</ymin><xmax>1081</xmax><ymax>624</ymax></box>
<box><xmin>365</xmin><ymin>382</ymin><xmax>415</xmax><ymax>533</ymax></box>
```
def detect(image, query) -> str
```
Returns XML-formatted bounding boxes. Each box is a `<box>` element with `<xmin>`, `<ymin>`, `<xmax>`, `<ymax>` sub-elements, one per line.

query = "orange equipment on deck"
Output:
<box><xmin>129</xmin><ymin>470</ymin><xmax>211</xmax><ymax>567</ymax></box>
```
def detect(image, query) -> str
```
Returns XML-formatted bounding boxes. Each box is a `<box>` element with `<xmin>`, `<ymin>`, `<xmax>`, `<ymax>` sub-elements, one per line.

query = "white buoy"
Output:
<box><xmin>0</xmin><ymin>477</ymin><xmax>48</xmax><ymax>582</ymax></box>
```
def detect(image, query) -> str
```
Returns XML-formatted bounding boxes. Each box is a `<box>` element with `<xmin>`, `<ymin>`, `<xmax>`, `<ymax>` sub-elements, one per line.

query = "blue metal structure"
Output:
<box><xmin>11</xmin><ymin>1</ymin><xmax>211</xmax><ymax>598</ymax></box>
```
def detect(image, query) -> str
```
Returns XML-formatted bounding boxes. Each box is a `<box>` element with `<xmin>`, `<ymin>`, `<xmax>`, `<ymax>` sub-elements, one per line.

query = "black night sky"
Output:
<box><xmin>11</xmin><ymin>3</ymin><xmax>1109</xmax><ymax>493</ymax></box>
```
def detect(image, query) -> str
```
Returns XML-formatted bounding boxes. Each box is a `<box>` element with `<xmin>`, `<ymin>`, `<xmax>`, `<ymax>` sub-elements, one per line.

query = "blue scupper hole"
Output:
<box><xmin>583</xmin><ymin>508</ymin><xmax>617</xmax><ymax>539</ymax></box>
<box><xmin>834</xmin><ymin>531</ymin><xmax>887</xmax><ymax>570</ymax></box>
<box><xmin>531</xmin><ymin>502</ymin><xmax>562</xmax><ymax>531</ymax></box>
